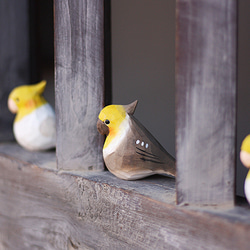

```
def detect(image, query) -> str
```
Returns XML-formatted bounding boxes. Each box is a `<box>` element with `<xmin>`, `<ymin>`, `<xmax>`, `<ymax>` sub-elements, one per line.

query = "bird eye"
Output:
<box><xmin>15</xmin><ymin>98</ymin><xmax>20</xmax><ymax>102</ymax></box>
<box><xmin>104</xmin><ymin>119</ymin><xmax>110</xmax><ymax>125</ymax></box>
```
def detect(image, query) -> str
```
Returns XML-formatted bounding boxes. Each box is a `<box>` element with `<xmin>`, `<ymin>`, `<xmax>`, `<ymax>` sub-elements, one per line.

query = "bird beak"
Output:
<box><xmin>8</xmin><ymin>98</ymin><xmax>18</xmax><ymax>113</ymax></box>
<box><xmin>97</xmin><ymin>119</ymin><xmax>109</xmax><ymax>135</ymax></box>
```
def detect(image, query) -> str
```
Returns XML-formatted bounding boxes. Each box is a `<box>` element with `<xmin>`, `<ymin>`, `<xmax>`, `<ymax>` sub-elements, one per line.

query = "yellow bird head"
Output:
<box><xmin>97</xmin><ymin>100</ymin><xmax>138</xmax><ymax>149</ymax></box>
<box><xmin>240</xmin><ymin>135</ymin><xmax>250</xmax><ymax>168</ymax></box>
<box><xmin>8</xmin><ymin>80</ymin><xmax>47</xmax><ymax>122</ymax></box>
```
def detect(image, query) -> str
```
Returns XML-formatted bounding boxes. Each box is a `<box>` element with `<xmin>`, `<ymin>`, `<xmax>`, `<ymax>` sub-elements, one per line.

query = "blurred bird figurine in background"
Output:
<box><xmin>8</xmin><ymin>80</ymin><xmax>56</xmax><ymax>151</ymax></box>
<box><xmin>240</xmin><ymin>135</ymin><xmax>250</xmax><ymax>204</ymax></box>
<box><xmin>97</xmin><ymin>100</ymin><xmax>176</xmax><ymax>180</ymax></box>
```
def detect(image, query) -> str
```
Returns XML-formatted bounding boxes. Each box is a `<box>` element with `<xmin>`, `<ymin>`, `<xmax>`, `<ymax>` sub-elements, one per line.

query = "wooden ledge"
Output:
<box><xmin>0</xmin><ymin>143</ymin><xmax>250</xmax><ymax>249</ymax></box>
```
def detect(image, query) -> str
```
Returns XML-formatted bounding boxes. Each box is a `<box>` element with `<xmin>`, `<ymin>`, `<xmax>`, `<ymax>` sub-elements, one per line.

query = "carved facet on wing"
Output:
<box><xmin>119</xmin><ymin>115</ymin><xmax>176</xmax><ymax>178</ymax></box>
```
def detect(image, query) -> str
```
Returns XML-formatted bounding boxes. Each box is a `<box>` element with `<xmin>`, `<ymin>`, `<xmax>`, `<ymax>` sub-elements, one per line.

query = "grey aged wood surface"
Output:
<box><xmin>176</xmin><ymin>0</ymin><xmax>237</xmax><ymax>206</ymax></box>
<box><xmin>54</xmin><ymin>0</ymin><xmax>105</xmax><ymax>171</ymax></box>
<box><xmin>1</xmin><ymin>144</ymin><xmax>250</xmax><ymax>249</ymax></box>
<box><xmin>0</xmin><ymin>0</ymin><xmax>30</xmax><ymax>141</ymax></box>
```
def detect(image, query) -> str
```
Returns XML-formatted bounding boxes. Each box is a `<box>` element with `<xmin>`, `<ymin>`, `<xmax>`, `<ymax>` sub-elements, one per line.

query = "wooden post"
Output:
<box><xmin>0</xmin><ymin>0</ymin><xmax>30</xmax><ymax>141</ymax></box>
<box><xmin>54</xmin><ymin>0</ymin><xmax>105</xmax><ymax>171</ymax></box>
<box><xmin>176</xmin><ymin>0</ymin><xmax>237</xmax><ymax>206</ymax></box>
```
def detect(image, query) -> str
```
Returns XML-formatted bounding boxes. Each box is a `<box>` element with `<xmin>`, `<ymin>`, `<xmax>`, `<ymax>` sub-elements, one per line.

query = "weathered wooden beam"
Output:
<box><xmin>176</xmin><ymin>0</ymin><xmax>237</xmax><ymax>206</ymax></box>
<box><xmin>54</xmin><ymin>0</ymin><xmax>105</xmax><ymax>171</ymax></box>
<box><xmin>0</xmin><ymin>0</ymin><xmax>31</xmax><ymax>141</ymax></box>
<box><xmin>0</xmin><ymin>145</ymin><xmax>250</xmax><ymax>249</ymax></box>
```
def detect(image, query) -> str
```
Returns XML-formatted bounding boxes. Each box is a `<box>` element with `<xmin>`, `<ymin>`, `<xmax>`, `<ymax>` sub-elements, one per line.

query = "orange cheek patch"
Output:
<box><xmin>25</xmin><ymin>100</ymin><xmax>36</xmax><ymax>109</ymax></box>
<box><xmin>108</xmin><ymin>127</ymin><xmax>118</xmax><ymax>137</ymax></box>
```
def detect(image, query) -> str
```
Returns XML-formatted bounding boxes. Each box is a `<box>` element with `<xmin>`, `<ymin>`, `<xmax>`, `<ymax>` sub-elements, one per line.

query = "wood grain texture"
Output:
<box><xmin>54</xmin><ymin>0</ymin><xmax>105</xmax><ymax>171</ymax></box>
<box><xmin>1</xmin><ymin>146</ymin><xmax>250</xmax><ymax>249</ymax></box>
<box><xmin>176</xmin><ymin>0</ymin><xmax>236</xmax><ymax>205</ymax></box>
<box><xmin>0</xmin><ymin>0</ymin><xmax>31</xmax><ymax>141</ymax></box>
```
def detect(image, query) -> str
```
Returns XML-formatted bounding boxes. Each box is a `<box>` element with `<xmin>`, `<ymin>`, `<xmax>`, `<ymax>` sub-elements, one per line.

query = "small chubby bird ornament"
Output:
<box><xmin>240</xmin><ymin>135</ymin><xmax>250</xmax><ymax>204</ymax></box>
<box><xmin>8</xmin><ymin>80</ymin><xmax>56</xmax><ymax>151</ymax></box>
<box><xmin>97</xmin><ymin>100</ymin><xmax>176</xmax><ymax>180</ymax></box>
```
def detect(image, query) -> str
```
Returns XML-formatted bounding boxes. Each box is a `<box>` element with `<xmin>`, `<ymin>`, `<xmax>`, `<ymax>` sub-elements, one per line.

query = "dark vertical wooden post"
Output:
<box><xmin>176</xmin><ymin>0</ymin><xmax>237</xmax><ymax>206</ymax></box>
<box><xmin>54</xmin><ymin>0</ymin><xmax>105</xmax><ymax>171</ymax></box>
<box><xmin>104</xmin><ymin>0</ymin><xmax>112</xmax><ymax>106</ymax></box>
<box><xmin>0</xmin><ymin>0</ymin><xmax>30</xmax><ymax>141</ymax></box>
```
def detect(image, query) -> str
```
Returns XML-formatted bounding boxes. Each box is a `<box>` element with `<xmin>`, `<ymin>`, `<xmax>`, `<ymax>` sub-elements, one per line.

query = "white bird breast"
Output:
<box><xmin>103</xmin><ymin>114</ymin><xmax>130</xmax><ymax>158</ymax></box>
<box><xmin>14</xmin><ymin>103</ymin><xmax>56</xmax><ymax>151</ymax></box>
<box><xmin>245</xmin><ymin>172</ymin><xmax>250</xmax><ymax>204</ymax></box>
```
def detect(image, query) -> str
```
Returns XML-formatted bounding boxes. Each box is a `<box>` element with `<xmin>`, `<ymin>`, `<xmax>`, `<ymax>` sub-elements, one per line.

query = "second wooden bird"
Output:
<box><xmin>8</xmin><ymin>80</ymin><xmax>56</xmax><ymax>151</ymax></box>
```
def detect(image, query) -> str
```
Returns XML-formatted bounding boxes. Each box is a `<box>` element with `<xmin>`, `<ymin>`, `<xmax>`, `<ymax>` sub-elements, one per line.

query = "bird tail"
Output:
<box><xmin>157</xmin><ymin>154</ymin><xmax>176</xmax><ymax>178</ymax></box>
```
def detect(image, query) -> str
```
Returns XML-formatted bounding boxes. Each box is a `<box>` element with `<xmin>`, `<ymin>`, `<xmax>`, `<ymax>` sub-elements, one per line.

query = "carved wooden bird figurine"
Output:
<box><xmin>240</xmin><ymin>134</ymin><xmax>250</xmax><ymax>204</ymax></box>
<box><xmin>97</xmin><ymin>100</ymin><xmax>176</xmax><ymax>180</ymax></box>
<box><xmin>8</xmin><ymin>80</ymin><xmax>56</xmax><ymax>151</ymax></box>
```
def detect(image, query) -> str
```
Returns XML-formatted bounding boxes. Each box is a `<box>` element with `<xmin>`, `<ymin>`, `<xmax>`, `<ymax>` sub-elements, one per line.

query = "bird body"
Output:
<box><xmin>240</xmin><ymin>134</ymin><xmax>250</xmax><ymax>204</ymax></box>
<box><xmin>244</xmin><ymin>171</ymin><xmax>250</xmax><ymax>204</ymax></box>
<box><xmin>97</xmin><ymin>101</ymin><xmax>176</xmax><ymax>180</ymax></box>
<box><xmin>8</xmin><ymin>80</ymin><xmax>56</xmax><ymax>151</ymax></box>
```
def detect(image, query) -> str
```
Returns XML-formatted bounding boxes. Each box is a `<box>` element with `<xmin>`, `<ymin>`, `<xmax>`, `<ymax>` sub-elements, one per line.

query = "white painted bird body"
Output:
<box><xmin>97</xmin><ymin>101</ymin><xmax>176</xmax><ymax>180</ymax></box>
<box><xmin>13</xmin><ymin>103</ymin><xmax>56</xmax><ymax>151</ymax></box>
<box><xmin>244</xmin><ymin>171</ymin><xmax>250</xmax><ymax>204</ymax></box>
<box><xmin>8</xmin><ymin>80</ymin><xmax>56</xmax><ymax>151</ymax></box>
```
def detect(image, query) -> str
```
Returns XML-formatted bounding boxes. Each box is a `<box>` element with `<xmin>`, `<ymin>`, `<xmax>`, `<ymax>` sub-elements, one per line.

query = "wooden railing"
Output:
<box><xmin>1</xmin><ymin>0</ymin><xmax>249</xmax><ymax>249</ymax></box>
<box><xmin>54</xmin><ymin>0</ymin><xmax>105</xmax><ymax>171</ymax></box>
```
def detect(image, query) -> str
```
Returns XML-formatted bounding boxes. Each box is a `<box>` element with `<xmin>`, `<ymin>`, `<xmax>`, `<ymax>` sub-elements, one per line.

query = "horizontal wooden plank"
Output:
<box><xmin>0</xmin><ymin>144</ymin><xmax>250</xmax><ymax>249</ymax></box>
<box><xmin>0</xmin><ymin>143</ymin><xmax>56</xmax><ymax>170</ymax></box>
